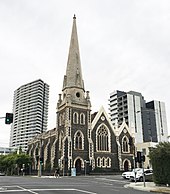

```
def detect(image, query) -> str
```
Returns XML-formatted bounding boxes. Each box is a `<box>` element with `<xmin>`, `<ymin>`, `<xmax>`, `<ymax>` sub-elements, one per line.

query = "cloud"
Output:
<box><xmin>0</xmin><ymin>0</ymin><xmax>170</xmax><ymax>147</ymax></box>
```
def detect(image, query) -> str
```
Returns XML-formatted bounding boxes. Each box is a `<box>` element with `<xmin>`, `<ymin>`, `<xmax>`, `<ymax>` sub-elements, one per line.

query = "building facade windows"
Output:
<box><xmin>109</xmin><ymin>90</ymin><xmax>168</xmax><ymax>144</ymax></box>
<box><xmin>122</xmin><ymin>136</ymin><xmax>129</xmax><ymax>153</ymax></box>
<box><xmin>59</xmin><ymin>114</ymin><xmax>62</xmax><ymax>126</ymax></box>
<box><xmin>73</xmin><ymin>112</ymin><xmax>85</xmax><ymax>125</ymax></box>
<box><xmin>97</xmin><ymin>157</ymin><xmax>100</xmax><ymax>167</ymax></box>
<box><xmin>10</xmin><ymin>79</ymin><xmax>49</xmax><ymax>152</ymax></box>
<box><xmin>80</xmin><ymin>113</ymin><xmax>85</xmax><ymax>125</ymax></box>
<box><xmin>96</xmin><ymin>124</ymin><xmax>110</xmax><ymax>152</ymax></box>
<box><xmin>59</xmin><ymin>113</ymin><xmax>65</xmax><ymax>126</ymax></box>
<box><xmin>73</xmin><ymin>112</ymin><xmax>79</xmax><ymax>124</ymax></box>
<box><xmin>74</xmin><ymin>131</ymin><xmax>84</xmax><ymax>150</ymax></box>
<box><xmin>106</xmin><ymin>157</ymin><xmax>111</xmax><ymax>167</ymax></box>
<box><xmin>96</xmin><ymin>157</ymin><xmax>111</xmax><ymax>168</ymax></box>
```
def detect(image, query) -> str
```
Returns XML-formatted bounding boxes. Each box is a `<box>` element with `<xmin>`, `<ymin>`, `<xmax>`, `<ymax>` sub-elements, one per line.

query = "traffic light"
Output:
<box><xmin>137</xmin><ymin>151</ymin><xmax>145</xmax><ymax>163</ymax></box>
<box><xmin>40</xmin><ymin>157</ymin><xmax>43</xmax><ymax>163</ymax></box>
<box><xmin>5</xmin><ymin>113</ymin><xmax>13</xmax><ymax>124</ymax></box>
<box><xmin>141</xmin><ymin>155</ymin><xmax>145</xmax><ymax>162</ymax></box>
<box><xmin>137</xmin><ymin>151</ymin><xmax>142</xmax><ymax>163</ymax></box>
<box><xmin>135</xmin><ymin>157</ymin><xmax>138</xmax><ymax>163</ymax></box>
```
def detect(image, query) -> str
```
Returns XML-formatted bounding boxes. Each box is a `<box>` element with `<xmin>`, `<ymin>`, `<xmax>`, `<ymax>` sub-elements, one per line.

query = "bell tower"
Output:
<box><xmin>56</xmin><ymin>15</ymin><xmax>92</xmax><ymax>174</ymax></box>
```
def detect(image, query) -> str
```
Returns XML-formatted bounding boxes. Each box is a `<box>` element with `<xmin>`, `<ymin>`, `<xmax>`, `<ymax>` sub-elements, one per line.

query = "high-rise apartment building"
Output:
<box><xmin>109</xmin><ymin>90</ymin><xmax>168</xmax><ymax>143</ymax></box>
<box><xmin>143</xmin><ymin>100</ymin><xmax>168</xmax><ymax>142</ymax></box>
<box><xmin>10</xmin><ymin>79</ymin><xmax>49</xmax><ymax>152</ymax></box>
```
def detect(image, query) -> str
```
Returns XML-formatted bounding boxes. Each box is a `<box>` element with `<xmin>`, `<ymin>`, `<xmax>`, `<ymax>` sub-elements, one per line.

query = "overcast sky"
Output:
<box><xmin>0</xmin><ymin>0</ymin><xmax>170</xmax><ymax>147</ymax></box>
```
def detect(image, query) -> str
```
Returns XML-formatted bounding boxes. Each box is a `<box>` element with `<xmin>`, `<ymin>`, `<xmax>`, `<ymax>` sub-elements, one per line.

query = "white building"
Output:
<box><xmin>109</xmin><ymin>90</ymin><xmax>144</xmax><ymax>143</ymax></box>
<box><xmin>136</xmin><ymin>142</ymin><xmax>158</xmax><ymax>169</ymax></box>
<box><xmin>109</xmin><ymin>90</ymin><xmax>168</xmax><ymax>144</ymax></box>
<box><xmin>10</xmin><ymin>79</ymin><xmax>49</xmax><ymax>152</ymax></box>
<box><xmin>0</xmin><ymin>147</ymin><xmax>15</xmax><ymax>155</ymax></box>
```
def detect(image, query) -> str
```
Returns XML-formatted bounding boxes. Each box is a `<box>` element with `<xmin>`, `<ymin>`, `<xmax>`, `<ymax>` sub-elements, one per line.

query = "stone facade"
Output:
<box><xmin>28</xmin><ymin>109</ymin><xmax>135</xmax><ymax>174</ymax></box>
<box><xmin>27</xmin><ymin>16</ymin><xmax>135</xmax><ymax>175</ymax></box>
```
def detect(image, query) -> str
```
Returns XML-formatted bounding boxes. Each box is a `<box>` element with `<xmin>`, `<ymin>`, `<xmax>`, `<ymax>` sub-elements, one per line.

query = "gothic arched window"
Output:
<box><xmin>97</xmin><ymin>157</ymin><xmax>101</xmax><ymax>167</ymax></box>
<box><xmin>106</xmin><ymin>157</ymin><xmax>111</xmax><ymax>168</ymax></box>
<box><xmin>73</xmin><ymin>112</ymin><xmax>79</xmax><ymax>124</ymax></box>
<box><xmin>97</xmin><ymin>124</ymin><xmax>110</xmax><ymax>152</ymax></box>
<box><xmin>101</xmin><ymin>157</ymin><xmax>105</xmax><ymax>167</ymax></box>
<box><xmin>75</xmin><ymin>131</ymin><xmax>83</xmax><ymax>150</ymax></box>
<box><xmin>59</xmin><ymin>114</ymin><xmax>62</xmax><ymax>126</ymax></box>
<box><xmin>80</xmin><ymin>113</ymin><xmax>85</xmax><ymax>125</ymax></box>
<box><xmin>122</xmin><ymin>136</ymin><xmax>129</xmax><ymax>153</ymax></box>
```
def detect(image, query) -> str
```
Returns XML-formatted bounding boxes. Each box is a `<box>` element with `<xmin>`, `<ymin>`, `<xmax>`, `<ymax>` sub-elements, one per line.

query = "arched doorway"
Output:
<box><xmin>124</xmin><ymin>160</ymin><xmax>129</xmax><ymax>171</ymax></box>
<box><xmin>75</xmin><ymin>159</ymin><xmax>82</xmax><ymax>174</ymax></box>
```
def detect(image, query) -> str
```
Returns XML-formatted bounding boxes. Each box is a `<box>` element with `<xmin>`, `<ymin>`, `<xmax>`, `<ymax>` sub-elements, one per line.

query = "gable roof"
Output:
<box><xmin>91</xmin><ymin>106</ymin><xmax>115</xmax><ymax>135</ymax></box>
<box><xmin>117</xmin><ymin>119</ymin><xmax>132</xmax><ymax>136</ymax></box>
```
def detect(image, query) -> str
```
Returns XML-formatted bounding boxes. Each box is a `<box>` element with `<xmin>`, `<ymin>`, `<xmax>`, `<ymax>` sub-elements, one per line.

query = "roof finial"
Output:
<box><xmin>73</xmin><ymin>14</ymin><xmax>76</xmax><ymax>19</ymax></box>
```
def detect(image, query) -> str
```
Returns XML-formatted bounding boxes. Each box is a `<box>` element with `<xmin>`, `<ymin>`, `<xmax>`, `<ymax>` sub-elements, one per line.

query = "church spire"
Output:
<box><xmin>63</xmin><ymin>15</ymin><xmax>84</xmax><ymax>91</ymax></box>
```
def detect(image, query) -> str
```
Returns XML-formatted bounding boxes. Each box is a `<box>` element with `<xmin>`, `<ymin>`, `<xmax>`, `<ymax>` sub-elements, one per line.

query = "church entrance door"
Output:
<box><xmin>124</xmin><ymin>160</ymin><xmax>129</xmax><ymax>171</ymax></box>
<box><xmin>75</xmin><ymin>159</ymin><xmax>81</xmax><ymax>174</ymax></box>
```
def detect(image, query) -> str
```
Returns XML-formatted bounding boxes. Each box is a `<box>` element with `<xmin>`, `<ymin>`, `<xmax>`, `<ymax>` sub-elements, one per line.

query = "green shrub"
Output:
<box><xmin>149</xmin><ymin>142</ymin><xmax>170</xmax><ymax>185</ymax></box>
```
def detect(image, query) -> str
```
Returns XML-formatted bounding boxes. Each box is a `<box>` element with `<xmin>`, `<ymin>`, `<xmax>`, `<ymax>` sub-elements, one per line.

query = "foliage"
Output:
<box><xmin>149</xmin><ymin>142</ymin><xmax>170</xmax><ymax>185</ymax></box>
<box><xmin>0</xmin><ymin>153</ymin><xmax>32</xmax><ymax>175</ymax></box>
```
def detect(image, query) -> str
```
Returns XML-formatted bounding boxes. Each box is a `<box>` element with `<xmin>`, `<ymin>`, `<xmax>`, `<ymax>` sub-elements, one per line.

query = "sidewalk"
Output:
<box><xmin>125</xmin><ymin>182</ymin><xmax>170</xmax><ymax>193</ymax></box>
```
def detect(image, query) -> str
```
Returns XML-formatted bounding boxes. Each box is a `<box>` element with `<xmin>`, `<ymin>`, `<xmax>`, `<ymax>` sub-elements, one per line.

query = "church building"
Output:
<box><xmin>28</xmin><ymin>15</ymin><xmax>135</xmax><ymax>175</ymax></box>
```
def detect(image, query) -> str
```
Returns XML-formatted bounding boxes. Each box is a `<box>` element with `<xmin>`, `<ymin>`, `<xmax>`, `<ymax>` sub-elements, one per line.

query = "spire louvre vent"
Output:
<box><xmin>73</xmin><ymin>14</ymin><xmax>76</xmax><ymax>19</ymax></box>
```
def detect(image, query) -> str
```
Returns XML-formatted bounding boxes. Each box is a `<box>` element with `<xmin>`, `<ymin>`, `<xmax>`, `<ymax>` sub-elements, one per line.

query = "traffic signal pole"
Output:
<box><xmin>133</xmin><ymin>148</ymin><xmax>137</xmax><ymax>183</ymax></box>
<box><xmin>137</xmin><ymin>151</ymin><xmax>146</xmax><ymax>187</ymax></box>
<box><xmin>0</xmin><ymin>113</ymin><xmax>13</xmax><ymax>124</ymax></box>
<box><xmin>38</xmin><ymin>139</ymin><xmax>43</xmax><ymax>177</ymax></box>
<box><xmin>132</xmin><ymin>137</ymin><xmax>137</xmax><ymax>183</ymax></box>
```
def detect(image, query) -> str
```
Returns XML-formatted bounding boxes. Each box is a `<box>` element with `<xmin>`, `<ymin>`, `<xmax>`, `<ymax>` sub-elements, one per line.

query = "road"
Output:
<box><xmin>0</xmin><ymin>175</ymin><xmax>148</xmax><ymax>194</ymax></box>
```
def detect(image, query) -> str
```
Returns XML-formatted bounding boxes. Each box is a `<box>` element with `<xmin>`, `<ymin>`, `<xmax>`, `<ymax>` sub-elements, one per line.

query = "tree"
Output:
<box><xmin>0</xmin><ymin>155</ymin><xmax>6</xmax><ymax>172</ymax></box>
<box><xmin>149</xmin><ymin>142</ymin><xmax>170</xmax><ymax>185</ymax></box>
<box><xmin>0</xmin><ymin>153</ymin><xmax>31</xmax><ymax>175</ymax></box>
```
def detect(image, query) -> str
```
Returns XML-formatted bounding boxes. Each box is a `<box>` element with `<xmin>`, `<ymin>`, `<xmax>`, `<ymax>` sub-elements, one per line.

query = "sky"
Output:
<box><xmin>0</xmin><ymin>0</ymin><xmax>170</xmax><ymax>147</ymax></box>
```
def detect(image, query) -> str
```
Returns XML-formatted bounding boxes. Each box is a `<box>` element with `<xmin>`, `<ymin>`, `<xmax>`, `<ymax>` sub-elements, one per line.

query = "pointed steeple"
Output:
<box><xmin>63</xmin><ymin>15</ymin><xmax>84</xmax><ymax>91</ymax></box>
